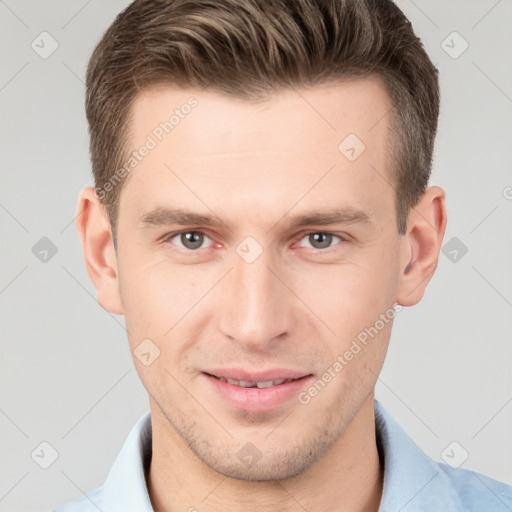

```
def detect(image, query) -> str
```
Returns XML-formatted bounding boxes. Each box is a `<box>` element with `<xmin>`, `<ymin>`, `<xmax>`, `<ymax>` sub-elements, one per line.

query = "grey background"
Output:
<box><xmin>1</xmin><ymin>0</ymin><xmax>511</xmax><ymax>510</ymax></box>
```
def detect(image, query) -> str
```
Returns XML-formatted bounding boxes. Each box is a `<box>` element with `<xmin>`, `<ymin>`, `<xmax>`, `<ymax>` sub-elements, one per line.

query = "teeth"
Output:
<box><xmin>219</xmin><ymin>377</ymin><xmax>292</xmax><ymax>388</ymax></box>
<box><xmin>256</xmin><ymin>380</ymin><xmax>274</xmax><ymax>388</ymax></box>
<box><xmin>239</xmin><ymin>380</ymin><xmax>255</xmax><ymax>387</ymax></box>
<box><xmin>267</xmin><ymin>378</ymin><xmax>286</xmax><ymax>386</ymax></box>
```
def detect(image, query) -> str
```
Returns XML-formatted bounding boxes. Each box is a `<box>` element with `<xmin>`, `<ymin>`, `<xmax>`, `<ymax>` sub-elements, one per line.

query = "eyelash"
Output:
<box><xmin>161</xmin><ymin>230</ymin><xmax>346</xmax><ymax>255</ymax></box>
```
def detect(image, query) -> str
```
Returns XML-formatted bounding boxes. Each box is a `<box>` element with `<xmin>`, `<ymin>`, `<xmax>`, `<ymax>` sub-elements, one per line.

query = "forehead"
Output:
<box><xmin>129</xmin><ymin>76</ymin><xmax>391</xmax><ymax>153</ymax></box>
<box><xmin>119</xmin><ymin>77</ymin><xmax>394</xmax><ymax>229</ymax></box>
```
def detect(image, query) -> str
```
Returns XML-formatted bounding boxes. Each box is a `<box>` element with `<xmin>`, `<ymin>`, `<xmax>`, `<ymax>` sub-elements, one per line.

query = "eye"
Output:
<box><xmin>299</xmin><ymin>232</ymin><xmax>343</xmax><ymax>250</ymax></box>
<box><xmin>166</xmin><ymin>231</ymin><xmax>214</xmax><ymax>251</ymax></box>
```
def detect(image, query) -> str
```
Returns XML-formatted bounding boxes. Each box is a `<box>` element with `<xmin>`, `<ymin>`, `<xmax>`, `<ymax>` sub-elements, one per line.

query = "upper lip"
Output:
<box><xmin>204</xmin><ymin>368</ymin><xmax>311</xmax><ymax>382</ymax></box>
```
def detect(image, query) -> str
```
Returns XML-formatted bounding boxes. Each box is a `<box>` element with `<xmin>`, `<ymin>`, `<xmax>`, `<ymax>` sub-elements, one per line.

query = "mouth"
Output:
<box><xmin>202</xmin><ymin>370</ymin><xmax>314</xmax><ymax>413</ymax></box>
<box><xmin>207</xmin><ymin>374</ymin><xmax>303</xmax><ymax>389</ymax></box>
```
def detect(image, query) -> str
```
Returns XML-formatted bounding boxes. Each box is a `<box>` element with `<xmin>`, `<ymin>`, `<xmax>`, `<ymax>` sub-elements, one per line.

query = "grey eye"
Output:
<box><xmin>179</xmin><ymin>231</ymin><xmax>205</xmax><ymax>250</ymax></box>
<box><xmin>308</xmin><ymin>233</ymin><xmax>333</xmax><ymax>249</ymax></box>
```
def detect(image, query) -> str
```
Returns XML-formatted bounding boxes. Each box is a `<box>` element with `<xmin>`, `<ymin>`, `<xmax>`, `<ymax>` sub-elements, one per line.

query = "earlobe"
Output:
<box><xmin>75</xmin><ymin>187</ymin><xmax>124</xmax><ymax>315</ymax></box>
<box><xmin>397</xmin><ymin>186</ymin><xmax>447</xmax><ymax>307</ymax></box>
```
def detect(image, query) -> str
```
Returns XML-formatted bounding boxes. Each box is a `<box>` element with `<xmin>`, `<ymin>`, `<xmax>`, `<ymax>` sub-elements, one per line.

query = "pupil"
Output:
<box><xmin>182</xmin><ymin>231</ymin><xmax>203</xmax><ymax>249</ymax></box>
<box><xmin>310</xmin><ymin>233</ymin><xmax>332</xmax><ymax>249</ymax></box>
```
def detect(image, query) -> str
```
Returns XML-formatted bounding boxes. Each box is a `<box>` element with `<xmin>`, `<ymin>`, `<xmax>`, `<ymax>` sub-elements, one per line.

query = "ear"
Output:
<box><xmin>396</xmin><ymin>186</ymin><xmax>447</xmax><ymax>307</ymax></box>
<box><xmin>75</xmin><ymin>187</ymin><xmax>124</xmax><ymax>315</ymax></box>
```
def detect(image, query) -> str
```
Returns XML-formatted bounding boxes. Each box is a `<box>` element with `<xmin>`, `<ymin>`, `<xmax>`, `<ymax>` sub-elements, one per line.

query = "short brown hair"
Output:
<box><xmin>86</xmin><ymin>0</ymin><xmax>439</xmax><ymax>238</ymax></box>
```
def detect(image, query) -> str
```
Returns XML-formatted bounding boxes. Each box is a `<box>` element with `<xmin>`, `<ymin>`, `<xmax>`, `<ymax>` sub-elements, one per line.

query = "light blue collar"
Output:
<box><xmin>85</xmin><ymin>401</ymin><xmax>512</xmax><ymax>512</ymax></box>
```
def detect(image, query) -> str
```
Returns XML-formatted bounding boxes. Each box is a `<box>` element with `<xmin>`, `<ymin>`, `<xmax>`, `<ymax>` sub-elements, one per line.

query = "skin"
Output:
<box><xmin>77</xmin><ymin>76</ymin><xmax>446</xmax><ymax>512</ymax></box>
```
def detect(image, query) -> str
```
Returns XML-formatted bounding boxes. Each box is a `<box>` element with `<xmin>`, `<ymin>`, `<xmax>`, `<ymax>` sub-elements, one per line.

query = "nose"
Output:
<box><xmin>217</xmin><ymin>243</ymin><xmax>293</xmax><ymax>352</ymax></box>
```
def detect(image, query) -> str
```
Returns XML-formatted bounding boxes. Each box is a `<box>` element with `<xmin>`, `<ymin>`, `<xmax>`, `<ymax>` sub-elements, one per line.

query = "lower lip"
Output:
<box><xmin>203</xmin><ymin>373</ymin><xmax>313</xmax><ymax>412</ymax></box>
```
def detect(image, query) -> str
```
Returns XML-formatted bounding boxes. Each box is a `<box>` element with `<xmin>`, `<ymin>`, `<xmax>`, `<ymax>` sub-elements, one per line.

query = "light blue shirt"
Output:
<box><xmin>54</xmin><ymin>401</ymin><xmax>512</xmax><ymax>511</ymax></box>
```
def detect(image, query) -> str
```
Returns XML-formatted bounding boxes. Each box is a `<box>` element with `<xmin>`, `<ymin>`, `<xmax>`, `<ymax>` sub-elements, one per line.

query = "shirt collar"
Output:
<box><xmin>100</xmin><ymin>401</ymin><xmax>468</xmax><ymax>511</ymax></box>
<box><xmin>102</xmin><ymin>411</ymin><xmax>154</xmax><ymax>511</ymax></box>
<box><xmin>374</xmin><ymin>401</ymin><xmax>466</xmax><ymax>511</ymax></box>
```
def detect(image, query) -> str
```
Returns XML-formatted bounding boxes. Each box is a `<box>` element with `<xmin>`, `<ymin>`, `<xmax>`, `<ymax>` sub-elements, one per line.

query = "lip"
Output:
<box><xmin>204</xmin><ymin>368</ymin><xmax>309</xmax><ymax>382</ymax></box>
<box><xmin>202</xmin><ymin>369</ymin><xmax>314</xmax><ymax>413</ymax></box>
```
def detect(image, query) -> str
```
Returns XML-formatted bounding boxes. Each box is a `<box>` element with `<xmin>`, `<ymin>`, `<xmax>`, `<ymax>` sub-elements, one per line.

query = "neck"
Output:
<box><xmin>148</xmin><ymin>395</ymin><xmax>383</xmax><ymax>512</ymax></box>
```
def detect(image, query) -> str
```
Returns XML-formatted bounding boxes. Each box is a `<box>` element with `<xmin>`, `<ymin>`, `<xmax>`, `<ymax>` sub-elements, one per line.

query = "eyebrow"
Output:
<box><xmin>138</xmin><ymin>207</ymin><xmax>371</xmax><ymax>230</ymax></box>
<box><xmin>139</xmin><ymin>208</ymin><xmax>227</xmax><ymax>228</ymax></box>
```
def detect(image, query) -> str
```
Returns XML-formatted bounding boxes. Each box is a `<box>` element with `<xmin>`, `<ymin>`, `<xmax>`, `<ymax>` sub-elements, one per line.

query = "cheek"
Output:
<box><xmin>293</xmin><ymin>255</ymin><xmax>398</xmax><ymax>336</ymax></box>
<box><xmin>118</xmin><ymin>255</ymin><xmax>177</xmax><ymax>341</ymax></box>
<box><xmin>118</xmin><ymin>263</ymin><xmax>198</xmax><ymax>396</ymax></box>
<box><xmin>118</xmin><ymin>254</ymin><xmax>214</xmax><ymax>353</ymax></box>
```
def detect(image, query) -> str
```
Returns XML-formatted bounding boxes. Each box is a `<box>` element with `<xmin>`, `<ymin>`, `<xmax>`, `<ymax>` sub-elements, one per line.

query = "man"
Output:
<box><xmin>55</xmin><ymin>0</ymin><xmax>512</xmax><ymax>510</ymax></box>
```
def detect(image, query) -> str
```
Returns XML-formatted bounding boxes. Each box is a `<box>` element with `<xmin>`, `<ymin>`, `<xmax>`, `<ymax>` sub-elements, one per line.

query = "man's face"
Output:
<box><xmin>115</xmin><ymin>78</ymin><xmax>404</xmax><ymax>479</ymax></box>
